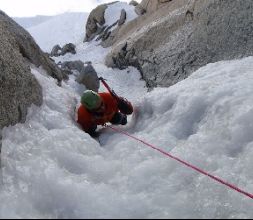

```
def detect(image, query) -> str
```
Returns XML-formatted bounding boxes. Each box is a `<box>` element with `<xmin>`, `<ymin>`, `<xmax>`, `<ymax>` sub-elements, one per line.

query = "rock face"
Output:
<box><xmin>135</xmin><ymin>0</ymin><xmax>172</xmax><ymax>15</ymax></box>
<box><xmin>105</xmin><ymin>0</ymin><xmax>253</xmax><ymax>88</ymax></box>
<box><xmin>60</xmin><ymin>60</ymin><xmax>85</xmax><ymax>73</ymax></box>
<box><xmin>58</xmin><ymin>61</ymin><xmax>100</xmax><ymax>92</ymax></box>
<box><xmin>84</xmin><ymin>4</ymin><xmax>109</xmax><ymax>42</ymax></box>
<box><xmin>129</xmin><ymin>0</ymin><xmax>139</xmax><ymax>7</ymax></box>
<box><xmin>0</xmin><ymin>10</ymin><xmax>65</xmax><ymax>82</ymax></box>
<box><xmin>0</xmin><ymin>10</ymin><xmax>67</xmax><ymax>144</ymax></box>
<box><xmin>118</xmin><ymin>9</ymin><xmax>127</xmax><ymax>26</ymax></box>
<box><xmin>84</xmin><ymin>1</ymin><xmax>126</xmax><ymax>42</ymax></box>
<box><xmin>61</xmin><ymin>43</ymin><xmax>76</xmax><ymax>56</ymax></box>
<box><xmin>50</xmin><ymin>44</ymin><xmax>62</xmax><ymax>57</ymax></box>
<box><xmin>75</xmin><ymin>62</ymin><xmax>100</xmax><ymax>92</ymax></box>
<box><xmin>0</xmin><ymin>13</ymin><xmax>43</xmax><ymax>130</ymax></box>
<box><xmin>50</xmin><ymin>43</ymin><xmax>76</xmax><ymax>57</ymax></box>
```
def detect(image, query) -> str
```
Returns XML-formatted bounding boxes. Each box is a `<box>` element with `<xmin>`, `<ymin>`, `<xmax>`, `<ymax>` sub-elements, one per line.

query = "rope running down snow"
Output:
<box><xmin>106</xmin><ymin>125</ymin><xmax>253</xmax><ymax>200</ymax></box>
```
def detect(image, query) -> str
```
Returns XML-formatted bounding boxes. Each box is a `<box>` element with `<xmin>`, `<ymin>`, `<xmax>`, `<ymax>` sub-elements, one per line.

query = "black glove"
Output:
<box><xmin>117</xmin><ymin>97</ymin><xmax>133</xmax><ymax>115</ymax></box>
<box><xmin>87</xmin><ymin>125</ymin><xmax>98</xmax><ymax>137</ymax></box>
<box><xmin>120</xmin><ymin>114</ymin><xmax>127</xmax><ymax>125</ymax></box>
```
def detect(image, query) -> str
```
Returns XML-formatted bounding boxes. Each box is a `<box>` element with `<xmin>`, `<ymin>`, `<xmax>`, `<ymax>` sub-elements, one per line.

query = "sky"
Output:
<box><xmin>1</xmin><ymin>2</ymin><xmax>253</xmax><ymax>218</ymax></box>
<box><xmin>0</xmin><ymin>0</ymin><xmax>139</xmax><ymax>17</ymax></box>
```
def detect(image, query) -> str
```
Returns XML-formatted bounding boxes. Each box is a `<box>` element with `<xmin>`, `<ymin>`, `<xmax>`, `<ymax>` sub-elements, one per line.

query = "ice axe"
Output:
<box><xmin>99</xmin><ymin>77</ymin><xmax>133</xmax><ymax>115</ymax></box>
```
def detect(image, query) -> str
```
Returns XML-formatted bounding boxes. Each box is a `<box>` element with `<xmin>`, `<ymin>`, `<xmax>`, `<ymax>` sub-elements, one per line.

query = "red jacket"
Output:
<box><xmin>77</xmin><ymin>92</ymin><xmax>118</xmax><ymax>132</ymax></box>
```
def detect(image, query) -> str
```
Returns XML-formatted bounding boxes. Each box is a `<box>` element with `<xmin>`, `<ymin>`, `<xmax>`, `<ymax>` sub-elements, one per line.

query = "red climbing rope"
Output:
<box><xmin>106</xmin><ymin>125</ymin><xmax>253</xmax><ymax>200</ymax></box>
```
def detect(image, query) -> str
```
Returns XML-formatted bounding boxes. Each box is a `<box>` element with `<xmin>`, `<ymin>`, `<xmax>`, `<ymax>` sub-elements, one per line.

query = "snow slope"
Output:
<box><xmin>28</xmin><ymin>12</ymin><xmax>88</xmax><ymax>52</ymax></box>
<box><xmin>13</xmin><ymin>15</ymin><xmax>52</xmax><ymax>28</ymax></box>
<box><xmin>1</xmin><ymin>2</ymin><xmax>253</xmax><ymax>219</ymax></box>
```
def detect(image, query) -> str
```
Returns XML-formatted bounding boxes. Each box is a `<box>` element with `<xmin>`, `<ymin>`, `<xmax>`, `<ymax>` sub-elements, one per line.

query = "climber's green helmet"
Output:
<box><xmin>81</xmin><ymin>90</ymin><xmax>102</xmax><ymax>111</ymax></box>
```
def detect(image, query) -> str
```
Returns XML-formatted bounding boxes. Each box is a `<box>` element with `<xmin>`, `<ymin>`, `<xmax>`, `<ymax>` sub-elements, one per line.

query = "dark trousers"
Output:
<box><xmin>87</xmin><ymin>112</ymin><xmax>127</xmax><ymax>137</ymax></box>
<box><xmin>110</xmin><ymin>112</ymin><xmax>127</xmax><ymax>125</ymax></box>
